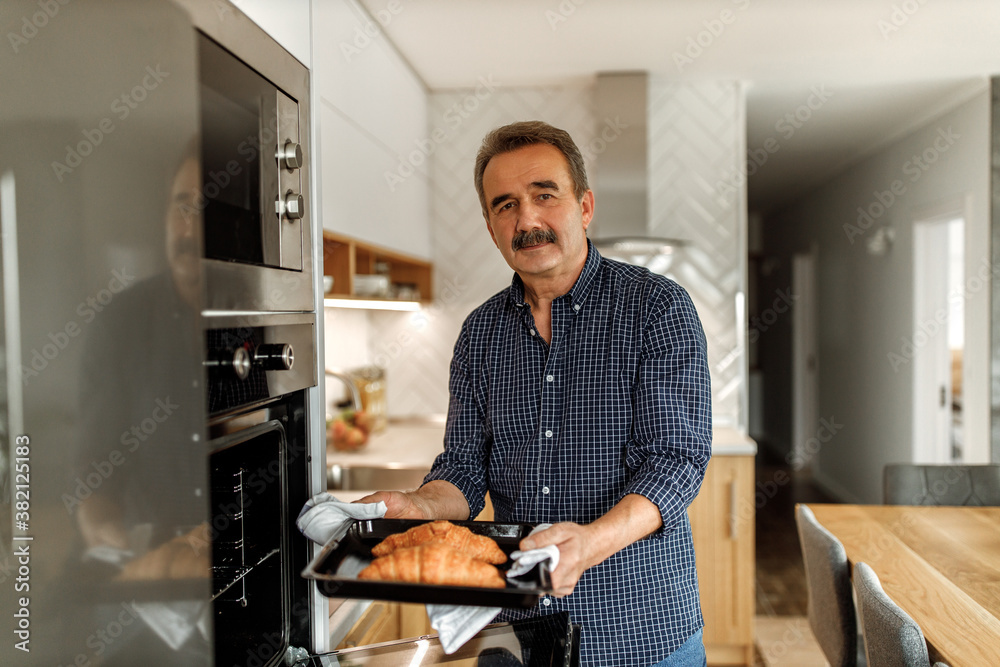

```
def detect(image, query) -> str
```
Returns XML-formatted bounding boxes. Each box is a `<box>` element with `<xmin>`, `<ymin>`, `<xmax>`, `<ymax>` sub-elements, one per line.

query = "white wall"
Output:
<box><xmin>763</xmin><ymin>85</ymin><xmax>991</xmax><ymax>503</ymax></box>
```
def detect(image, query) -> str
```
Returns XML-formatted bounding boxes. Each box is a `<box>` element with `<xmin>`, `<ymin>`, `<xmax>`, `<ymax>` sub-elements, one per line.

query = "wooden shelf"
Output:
<box><xmin>322</xmin><ymin>231</ymin><xmax>432</xmax><ymax>303</ymax></box>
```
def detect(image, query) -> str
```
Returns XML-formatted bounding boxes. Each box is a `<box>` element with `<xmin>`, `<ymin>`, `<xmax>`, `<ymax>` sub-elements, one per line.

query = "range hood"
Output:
<box><xmin>591</xmin><ymin>71</ymin><xmax>687</xmax><ymax>272</ymax></box>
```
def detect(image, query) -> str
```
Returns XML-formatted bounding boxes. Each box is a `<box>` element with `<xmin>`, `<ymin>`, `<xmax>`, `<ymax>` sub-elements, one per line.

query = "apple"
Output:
<box><xmin>353</xmin><ymin>410</ymin><xmax>372</xmax><ymax>433</ymax></box>
<box><xmin>344</xmin><ymin>426</ymin><xmax>367</xmax><ymax>450</ymax></box>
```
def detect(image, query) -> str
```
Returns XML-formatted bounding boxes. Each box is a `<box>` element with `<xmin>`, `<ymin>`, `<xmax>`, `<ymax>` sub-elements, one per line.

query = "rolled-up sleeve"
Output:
<box><xmin>422</xmin><ymin>321</ymin><xmax>491</xmax><ymax>519</ymax></box>
<box><xmin>624</xmin><ymin>283</ymin><xmax>713</xmax><ymax>535</ymax></box>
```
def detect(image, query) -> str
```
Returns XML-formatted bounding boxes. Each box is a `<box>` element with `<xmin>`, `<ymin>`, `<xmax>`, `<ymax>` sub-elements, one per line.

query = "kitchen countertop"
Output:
<box><xmin>327</xmin><ymin>415</ymin><xmax>449</xmax><ymax>469</ymax></box>
<box><xmin>327</xmin><ymin>418</ymin><xmax>757</xmax><ymax>475</ymax></box>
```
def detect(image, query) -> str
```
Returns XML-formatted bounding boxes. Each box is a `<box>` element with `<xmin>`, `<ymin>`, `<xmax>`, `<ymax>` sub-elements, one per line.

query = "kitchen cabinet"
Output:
<box><xmin>323</xmin><ymin>231</ymin><xmax>432</xmax><ymax>302</ymax></box>
<box><xmin>689</xmin><ymin>454</ymin><xmax>756</xmax><ymax>666</ymax></box>
<box><xmin>312</xmin><ymin>0</ymin><xmax>432</xmax><ymax>261</ymax></box>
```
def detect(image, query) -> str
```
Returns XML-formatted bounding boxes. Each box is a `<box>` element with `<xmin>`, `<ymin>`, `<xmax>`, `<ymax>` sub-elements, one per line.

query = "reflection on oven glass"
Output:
<box><xmin>68</xmin><ymin>136</ymin><xmax>212</xmax><ymax>661</ymax></box>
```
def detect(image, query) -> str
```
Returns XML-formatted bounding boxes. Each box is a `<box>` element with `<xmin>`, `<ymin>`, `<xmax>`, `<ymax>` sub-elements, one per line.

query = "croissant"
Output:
<box><xmin>359</xmin><ymin>544</ymin><xmax>505</xmax><ymax>588</ymax></box>
<box><xmin>370</xmin><ymin>520</ymin><xmax>507</xmax><ymax>564</ymax></box>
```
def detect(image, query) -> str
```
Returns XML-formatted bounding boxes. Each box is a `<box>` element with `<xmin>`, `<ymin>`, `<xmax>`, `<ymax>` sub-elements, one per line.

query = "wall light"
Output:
<box><xmin>866</xmin><ymin>227</ymin><xmax>895</xmax><ymax>256</ymax></box>
<box><xmin>323</xmin><ymin>297</ymin><xmax>422</xmax><ymax>312</ymax></box>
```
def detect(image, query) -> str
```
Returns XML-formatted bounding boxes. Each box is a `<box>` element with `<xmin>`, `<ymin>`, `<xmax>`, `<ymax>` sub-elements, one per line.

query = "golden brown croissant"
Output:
<box><xmin>370</xmin><ymin>520</ymin><xmax>507</xmax><ymax>564</ymax></box>
<box><xmin>358</xmin><ymin>544</ymin><xmax>506</xmax><ymax>588</ymax></box>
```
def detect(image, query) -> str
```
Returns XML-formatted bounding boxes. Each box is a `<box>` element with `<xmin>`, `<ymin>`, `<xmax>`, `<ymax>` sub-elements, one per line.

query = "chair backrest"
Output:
<box><xmin>853</xmin><ymin>562</ymin><xmax>932</xmax><ymax>667</ymax></box>
<box><xmin>883</xmin><ymin>464</ymin><xmax>1000</xmax><ymax>506</ymax></box>
<box><xmin>795</xmin><ymin>505</ymin><xmax>859</xmax><ymax>667</ymax></box>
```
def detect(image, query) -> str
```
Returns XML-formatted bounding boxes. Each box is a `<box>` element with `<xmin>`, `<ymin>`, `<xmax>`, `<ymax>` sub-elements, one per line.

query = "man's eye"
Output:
<box><xmin>498</xmin><ymin>202</ymin><xmax>514</xmax><ymax>212</ymax></box>
<box><xmin>538</xmin><ymin>193</ymin><xmax>553</xmax><ymax>201</ymax></box>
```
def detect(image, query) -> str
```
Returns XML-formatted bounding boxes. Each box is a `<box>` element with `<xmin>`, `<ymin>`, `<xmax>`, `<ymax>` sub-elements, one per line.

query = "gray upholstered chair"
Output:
<box><xmin>795</xmin><ymin>504</ymin><xmax>864</xmax><ymax>667</ymax></box>
<box><xmin>883</xmin><ymin>464</ymin><xmax>1000</xmax><ymax>506</ymax></box>
<box><xmin>852</xmin><ymin>562</ymin><xmax>948</xmax><ymax>667</ymax></box>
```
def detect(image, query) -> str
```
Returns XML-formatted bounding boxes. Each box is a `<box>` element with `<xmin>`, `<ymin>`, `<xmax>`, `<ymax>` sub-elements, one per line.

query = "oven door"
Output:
<box><xmin>209</xmin><ymin>420</ymin><xmax>290</xmax><ymax>667</ymax></box>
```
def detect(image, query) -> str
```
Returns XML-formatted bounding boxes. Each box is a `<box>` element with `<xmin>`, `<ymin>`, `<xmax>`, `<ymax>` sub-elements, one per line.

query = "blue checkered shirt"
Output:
<box><xmin>425</xmin><ymin>241</ymin><xmax>713</xmax><ymax>666</ymax></box>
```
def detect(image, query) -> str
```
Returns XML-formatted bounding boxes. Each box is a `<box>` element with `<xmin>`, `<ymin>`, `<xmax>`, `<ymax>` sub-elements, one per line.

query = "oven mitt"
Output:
<box><xmin>427</xmin><ymin>603</ymin><xmax>502</xmax><ymax>654</ymax></box>
<box><xmin>506</xmin><ymin>523</ymin><xmax>561</xmax><ymax>578</ymax></box>
<box><xmin>295</xmin><ymin>492</ymin><xmax>387</xmax><ymax>547</ymax></box>
<box><xmin>427</xmin><ymin>523</ymin><xmax>562</xmax><ymax>654</ymax></box>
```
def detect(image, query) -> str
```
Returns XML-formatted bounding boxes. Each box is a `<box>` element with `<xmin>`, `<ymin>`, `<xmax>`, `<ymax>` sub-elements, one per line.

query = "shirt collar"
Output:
<box><xmin>506</xmin><ymin>239</ymin><xmax>603</xmax><ymax>310</ymax></box>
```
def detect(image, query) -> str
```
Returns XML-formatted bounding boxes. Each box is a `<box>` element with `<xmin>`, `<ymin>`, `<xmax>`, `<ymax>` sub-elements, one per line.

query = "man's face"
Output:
<box><xmin>166</xmin><ymin>157</ymin><xmax>202</xmax><ymax>306</ymax></box>
<box><xmin>481</xmin><ymin>143</ymin><xmax>594</xmax><ymax>284</ymax></box>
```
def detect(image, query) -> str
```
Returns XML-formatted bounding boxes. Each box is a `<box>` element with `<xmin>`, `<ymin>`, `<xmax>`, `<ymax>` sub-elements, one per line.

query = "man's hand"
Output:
<box><xmin>519</xmin><ymin>522</ymin><xmax>597</xmax><ymax>597</ymax></box>
<box><xmin>519</xmin><ymin>494</ymin><xmax>664</xmax><ymax>598</ymax></box>
<box><xmin>354</xmin><ymin>480</ymin><xmax>471</xmax><ymax>521</ymax></box>
<box><xmin>354</xmin><ymin>490</ymin><xmax>429</xmax><ymax>519</ymax></box>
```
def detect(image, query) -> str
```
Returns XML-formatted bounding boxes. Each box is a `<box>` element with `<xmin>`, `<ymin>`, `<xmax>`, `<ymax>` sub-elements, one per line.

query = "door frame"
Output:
<box><xmin>911</xmin><ymin>197</ymin><xmax>967</xmax><ymax>463</ymax></box>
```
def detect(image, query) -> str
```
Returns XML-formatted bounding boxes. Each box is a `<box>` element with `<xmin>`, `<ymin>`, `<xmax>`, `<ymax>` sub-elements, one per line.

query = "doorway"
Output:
<box><xmin>912</xmin><ymin>207</ymin><xmax>965</xmax><ymax>463</ymax></box>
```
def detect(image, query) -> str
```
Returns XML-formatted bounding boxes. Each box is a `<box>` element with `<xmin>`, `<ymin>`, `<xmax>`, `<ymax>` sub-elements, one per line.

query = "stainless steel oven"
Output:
<box><xmin>204</xmin><ymin>314</ymin><xmax>317</xmax><ymax>666</ymax></box>
<box><xmin>184</xmin><ymin>1</ymin><xmax>327</xmax><ymax>664</ymax></box>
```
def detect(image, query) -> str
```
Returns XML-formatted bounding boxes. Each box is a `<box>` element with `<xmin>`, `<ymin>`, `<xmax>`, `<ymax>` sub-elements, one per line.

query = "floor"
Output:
<box><xmin>750</xmin><ymin>448</ymin><xmax>838</xmax><ymax>667</ymax></box>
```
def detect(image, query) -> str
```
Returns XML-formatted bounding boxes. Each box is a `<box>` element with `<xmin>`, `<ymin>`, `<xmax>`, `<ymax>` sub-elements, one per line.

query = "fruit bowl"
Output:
<box><xmin>327</xmin><ymin>408</ymin><xmax>372</xmax><ymax>452</ymax></box>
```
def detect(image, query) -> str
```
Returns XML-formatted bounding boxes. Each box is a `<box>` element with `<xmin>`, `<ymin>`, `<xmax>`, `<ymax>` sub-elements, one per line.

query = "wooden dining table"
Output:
<box><xmin>805</xmin><ymin>503</ymin><xmax>1000</xmax><ymax>667</ymax></box>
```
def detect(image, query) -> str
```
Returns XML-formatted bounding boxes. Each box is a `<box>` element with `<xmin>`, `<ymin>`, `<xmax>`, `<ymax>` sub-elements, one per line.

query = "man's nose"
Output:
<box><xmin>515</xmin><ymin>202</ymin><xmax>544</xmax><ymax>231</ymax></box>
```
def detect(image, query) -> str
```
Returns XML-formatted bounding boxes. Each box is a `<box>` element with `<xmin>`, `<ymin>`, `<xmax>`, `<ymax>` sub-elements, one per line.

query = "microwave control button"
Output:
<box><xmin>278</xmin><ymin>141</ymin><xmax>303</xmax><ymax>170</ymax></box>
<box><xmin>255</xmin><ymin>343</ymin><xmax>294</xmax><ymax>371</ymax></box>
<box><xmin>277</xmin><ymin>192</ymin><xmax>304</xmax><ymax>220</ymax></box>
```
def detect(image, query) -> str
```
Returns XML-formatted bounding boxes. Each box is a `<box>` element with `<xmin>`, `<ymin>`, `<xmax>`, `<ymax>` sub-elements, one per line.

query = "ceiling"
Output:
<box><xmin>357</xmin><ymin>0</ymin><xmax>1000</xmax><ymax>216</ymax></box>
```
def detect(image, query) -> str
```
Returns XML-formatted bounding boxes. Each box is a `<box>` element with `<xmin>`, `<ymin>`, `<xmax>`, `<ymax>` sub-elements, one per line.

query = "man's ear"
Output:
<box><xmin>580</xmin><ymin>190</ymin><xmax>595</xmax><ymax>230</ymax></box>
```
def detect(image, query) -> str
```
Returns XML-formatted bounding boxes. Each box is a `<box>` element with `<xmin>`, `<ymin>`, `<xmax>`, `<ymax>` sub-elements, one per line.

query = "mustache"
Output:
<box><xmin>511</xmin><ymin>228</ymin><xmax>557</xmax><ymax>252</ymax></box>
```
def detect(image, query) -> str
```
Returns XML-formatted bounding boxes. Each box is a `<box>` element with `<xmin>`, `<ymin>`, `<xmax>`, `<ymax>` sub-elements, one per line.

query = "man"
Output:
<box><xmin>361</xmin><ymin>121</ymin><xmax>712</xmax><ymax>666</ymax></box>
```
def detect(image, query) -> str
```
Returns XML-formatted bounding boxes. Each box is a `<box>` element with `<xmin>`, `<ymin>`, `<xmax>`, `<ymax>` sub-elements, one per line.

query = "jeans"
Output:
<box><xmin>650</xmin><ymin>628</ymin><xmax>707</xmax><ymax>667</ymax></box>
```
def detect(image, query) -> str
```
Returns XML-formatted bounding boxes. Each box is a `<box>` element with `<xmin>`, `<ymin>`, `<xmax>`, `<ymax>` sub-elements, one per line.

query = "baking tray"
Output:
<box><xmin>302</xmin><ymin>519</ymin><xmax>552</xmax><ymax>608</ymax></box>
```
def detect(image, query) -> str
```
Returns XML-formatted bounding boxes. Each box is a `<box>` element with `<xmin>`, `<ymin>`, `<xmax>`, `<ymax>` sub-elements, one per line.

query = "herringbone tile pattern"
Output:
<box><xmin>647</xmin><ymin>78</ymin><xmax>746</xmax><ymax>428</ymax></box>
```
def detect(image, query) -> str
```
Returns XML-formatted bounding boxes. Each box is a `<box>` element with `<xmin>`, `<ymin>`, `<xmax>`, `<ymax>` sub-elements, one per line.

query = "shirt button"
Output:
<box><xmin>542</xmin><ymin>597</ymin><xmax>552</xmax><ymax>606</ymax></box>
<box><xmin>542</xmin><ymin>486</ymin><xmax>550</xmax><ymax>495</ymax></box>
<box><xmin>544</xmin><ymin>429</ymin><xmax>553</xmax><ymax>438</ymax></box>
<box><xmin>573</xmin><ymin>304</ymin><xmax>581</xmax><ymax>311</ymax></box>
<box><xmin>546</xmin><ymin>374</ymin><xmax>554</xmax><ymax>382</ymax></box>
<box><xmin>530</xmin><ymin>329</ymin><xmax>536</xmax><ymax>336</ymax></box>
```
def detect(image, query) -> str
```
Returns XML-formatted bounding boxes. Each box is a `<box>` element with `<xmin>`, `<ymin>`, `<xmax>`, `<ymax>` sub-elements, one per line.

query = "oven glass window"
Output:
<box><xmin>210</xmin><ymin>424</ymin><xmax>288</xmax><ymax>666</ymax></box>
<box><xmin>198</xmin><ymin>34</ymin><xmax>276</xmax><ymax>266</ymax></box>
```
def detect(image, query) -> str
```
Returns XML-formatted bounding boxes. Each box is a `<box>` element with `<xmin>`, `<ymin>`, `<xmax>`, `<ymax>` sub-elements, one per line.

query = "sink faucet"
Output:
<box><xmin>325</xmin><ymin>369</ymin><xmax>363</xmax><ymax>412</ymax></box>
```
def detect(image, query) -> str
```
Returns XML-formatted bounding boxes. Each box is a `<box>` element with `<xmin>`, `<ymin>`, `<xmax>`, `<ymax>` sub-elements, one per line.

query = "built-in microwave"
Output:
<box><xmin>196</xmin><ymin>29</ymin><xmax>314</xmax><ymax>312</ymax></box>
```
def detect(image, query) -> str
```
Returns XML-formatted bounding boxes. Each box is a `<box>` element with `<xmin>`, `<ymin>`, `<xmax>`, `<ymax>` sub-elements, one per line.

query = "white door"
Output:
<box><xmin>792</xmin><ymin>251</ymin><xmax>818</xmax><ymax>471</ymax></box>
<box><xmin>912</xmin><ymin>215</ymin><xmax>964</xmax><ymax>463</ymax></box>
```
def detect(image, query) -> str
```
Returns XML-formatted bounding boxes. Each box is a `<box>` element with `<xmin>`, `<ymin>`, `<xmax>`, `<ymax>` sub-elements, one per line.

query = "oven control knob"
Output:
<box><xmin>277</xmin><ymin>192</ymin><xmax>304</xmax><ymax>220</ymax></box>
<box><xmin>278</xmin><ymin>141</ymin><xmax>303</xmax><ymax>170</ymax></box>
<box><xmin>205</xmin><ymin>347</ymin><xmax>251</xmax><ymax>381</ymax></box>
<box><xmin>255</xmin><ymin>343</ymin><xmax>294</xmax><ymax>371</ymax></box>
